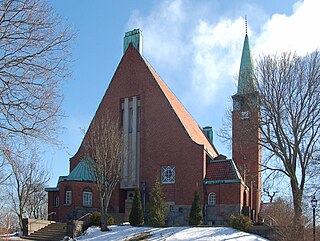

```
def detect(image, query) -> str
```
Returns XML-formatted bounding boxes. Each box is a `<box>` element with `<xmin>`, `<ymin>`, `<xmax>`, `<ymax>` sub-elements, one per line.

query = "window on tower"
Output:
<box><xmin>240</xmin><ymin>111</ymin><xmax>250</xmax><ymax>120</ymax></box>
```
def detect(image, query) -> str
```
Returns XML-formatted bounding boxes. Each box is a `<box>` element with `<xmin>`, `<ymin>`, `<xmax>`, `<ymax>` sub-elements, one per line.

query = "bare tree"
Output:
<box><xmin>257</xmin><ymin>51</ymin><xmax>320</xmax><ymax>231</ymax></box>
<box><xmin>0</xmin><ymin>0</ymin><xmax>74</xmax><ymax>153</ymax></box>
<box><xmin>25</xmin><ymin>183</ymin><xmax>48</xmax><ymax>219</ymax></box>
<box><xmin>5</xmin><ymin>149</ymin><xmax>49</xmax><ymax>229</ymax></box>
<box><xmin>84</xmin><ymin>113</ymin><xmax>123</xmax><ymax>231</ymax></box>
<box><xmin>263</xmin><ymin>198</ymin><xmax>300</xmax><ymax>241</ymax></box>
<box><xmin>0</xmin><ymin>158</ymin><xmax>10</xmax><ymax>185</ymax></box>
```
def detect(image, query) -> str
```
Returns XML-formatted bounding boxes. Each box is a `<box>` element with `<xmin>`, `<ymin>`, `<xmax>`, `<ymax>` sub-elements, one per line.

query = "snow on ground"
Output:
<box><xmin>75</xmin><ymin>225</ymin><xmax>268</xmax><ymax>241</ymax></box>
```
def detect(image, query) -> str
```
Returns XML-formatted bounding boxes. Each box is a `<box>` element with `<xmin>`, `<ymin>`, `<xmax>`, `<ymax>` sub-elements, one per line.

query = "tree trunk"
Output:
<box><xmin>100</xmin><ymin>197</ymin><xmax>110</xmax><ymax>231</ymax></box>
<box><xmin>291</xmin><ymin>180</ymin><xmax>304</xmax><ymax>240</ymax></box>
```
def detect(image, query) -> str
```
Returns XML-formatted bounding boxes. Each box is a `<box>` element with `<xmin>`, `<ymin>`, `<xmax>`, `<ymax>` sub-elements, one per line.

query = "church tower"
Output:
<box><xmin>232</xmin><ymin>29</ymin><xmax>261</xmax><ymax>222</ymax></box>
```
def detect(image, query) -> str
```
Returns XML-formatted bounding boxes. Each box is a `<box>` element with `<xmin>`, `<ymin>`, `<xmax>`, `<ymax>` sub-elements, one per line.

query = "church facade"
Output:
<box><xmin>46</xmin><ymin>29</ymin><xmax>261</xmax><ymax>225</ymax></box>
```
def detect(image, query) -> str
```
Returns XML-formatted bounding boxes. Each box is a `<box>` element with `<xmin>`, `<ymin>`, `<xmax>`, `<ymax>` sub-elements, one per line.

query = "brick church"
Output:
<box><xmin>46</xmin><ymin>29</ymin><xmax>261</xmax><ymax>225</ymax></box>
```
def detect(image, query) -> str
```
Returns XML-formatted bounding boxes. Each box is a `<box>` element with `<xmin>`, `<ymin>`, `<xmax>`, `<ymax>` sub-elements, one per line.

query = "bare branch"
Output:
<box><xmin>4</xmin><ymin>148</ymin><xmax>49</xmax><ymax>229</ymax></box>
<box><xmin>83</xmin><ymin>112</ymin><xmax>123</xmax><ymax>231</ymax></box>
<box><xmin>0</xmin><ymin>0</ymin><xmax>75</xmax><ymax>150</ymax></box>
<box><xmin>257</xmin><ymin>50</ymin><xmax>320</xmax><ymax>227</ymax></box>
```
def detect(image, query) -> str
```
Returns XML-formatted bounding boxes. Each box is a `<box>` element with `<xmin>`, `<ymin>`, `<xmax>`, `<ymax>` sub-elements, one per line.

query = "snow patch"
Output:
<box><xmin>74</xmin><ymin>225</ymin><xmax>268</xmax><ymax>241</ymax></box>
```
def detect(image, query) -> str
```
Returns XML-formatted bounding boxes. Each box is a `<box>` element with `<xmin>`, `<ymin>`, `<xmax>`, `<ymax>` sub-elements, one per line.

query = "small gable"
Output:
<box><xmin>205</xmin><ymin>155</ymin><xmax>244</xmax><ymax>185</ymax></box>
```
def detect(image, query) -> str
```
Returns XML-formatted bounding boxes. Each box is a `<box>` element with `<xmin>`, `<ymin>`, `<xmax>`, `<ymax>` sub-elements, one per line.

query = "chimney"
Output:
<box><xmin>203</xmin><ymin>126</ymin><xmax>213</xmax><ymax>144</ymax></box>
<box><xmin>123</xmin><ymin>29</ymin><xmax>143</xmax><ymax>55</ymax></box>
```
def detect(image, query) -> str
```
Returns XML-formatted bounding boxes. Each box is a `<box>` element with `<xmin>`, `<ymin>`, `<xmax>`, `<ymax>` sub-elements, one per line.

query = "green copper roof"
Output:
<box><xmin>45</xmin><ymin>187</ymin><xmax>59</xmax><ymax>192</ymax></box>
<box><xmin>237</xmin><ymin>34</ymin><xmax>257</xmax><ymax>95</ymax></box>
<box><xmin>58</xmin><ymin>158</ymin><xmax>95</xmax><ymax>183</ymax></box>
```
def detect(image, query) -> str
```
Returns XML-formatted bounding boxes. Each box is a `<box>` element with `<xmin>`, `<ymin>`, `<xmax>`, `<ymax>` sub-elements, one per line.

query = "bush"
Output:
<box><xmin>129</xmin><ymin>187</ymin><xmax>144</xmax><ymax>226</ymax></box>
<box><xmin>91</xmin><ymin>212</ymin><xmax>114</xmax><ymax>226</ymax></box>
<box><xmin>229</xmin><ymin>214</ymin><xmax>253</xmax><ymax>231</ymax></box>
<box><xmin>189</xmin><ymin>185</ymin><xmax>203</xmax><ymax>225</ymax></box>
<box><xmin>90</xmin><ymin>212</ymin><xmax>101</xmax><ymax>227</ymax></box>
<box><xmin>107</xmin><ymin>214</ymin><xmax>115</xmax><ymax>225</ymax></box>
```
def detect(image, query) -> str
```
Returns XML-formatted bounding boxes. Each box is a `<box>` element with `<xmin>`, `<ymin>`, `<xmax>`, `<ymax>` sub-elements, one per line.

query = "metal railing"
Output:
<box><xmin>47</xmin><ymin>212</ymin><xmax>56</xmax><ymax>220</ymax></box>
<box><xmin>77</xmin><ymin>212</ymin><xmax>91</xmax><ymax>221</ymax></box>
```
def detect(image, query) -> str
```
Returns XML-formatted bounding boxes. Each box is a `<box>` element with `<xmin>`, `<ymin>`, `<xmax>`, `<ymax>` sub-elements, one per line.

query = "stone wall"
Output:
<box><xmin>166</xmin><ymin>205</ymin><xmax>191</xmax><ymax>226</ymax></box>
<box><xmin>206</xmin><ymin>204</ymin><xmax>241</xmax><ymax>225</ymax></box>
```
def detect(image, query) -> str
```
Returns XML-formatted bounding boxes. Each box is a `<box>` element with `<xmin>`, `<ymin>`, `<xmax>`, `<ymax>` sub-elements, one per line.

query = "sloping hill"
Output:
<box><xmin>75</xmin><ymin>225</ymin><xmax>268</xmax><ymax>241</ymax></box>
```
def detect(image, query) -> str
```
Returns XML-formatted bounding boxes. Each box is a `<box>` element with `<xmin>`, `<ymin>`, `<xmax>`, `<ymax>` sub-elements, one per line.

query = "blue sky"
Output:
<box><xmin>46</xmin><ymin>0</ymin><xmax>320</xmax><ymax>187</ymax></box>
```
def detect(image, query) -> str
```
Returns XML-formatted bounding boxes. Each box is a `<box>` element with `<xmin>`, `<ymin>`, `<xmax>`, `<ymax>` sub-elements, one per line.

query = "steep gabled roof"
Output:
<box><xmin>143</xmin><ymin>56</ymin><xmax>218</xmax><ymax>157</ymax></box>
<box><xmin>205</xmin><ymin>155</ymin><xmax>246</xmax><ymax>186</ymax></box>
<box><xmin>69</xmin><ymin>43</ymin><xmax>219</xmax><ymax>171</ymax></box>
<box><xmin>206</xmin><ymin>160</ymin><xmax>237</xmax><ymax>180</ymax></box>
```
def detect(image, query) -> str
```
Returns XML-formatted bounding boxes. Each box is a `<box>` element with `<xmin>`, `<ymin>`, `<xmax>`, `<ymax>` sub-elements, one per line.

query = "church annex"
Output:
<box><xmin>46</xmin><ymin>29</ymin><xmax>261</xmax><ymax>225</ymax></box>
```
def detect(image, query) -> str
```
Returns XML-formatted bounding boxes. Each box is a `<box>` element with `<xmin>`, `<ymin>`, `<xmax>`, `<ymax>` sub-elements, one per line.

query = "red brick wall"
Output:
<box><xmin>205</xmin><ymin>183</ymin><xmax>242</xmax><ymax>205</ymax></box>
<box><xmin>47</xmin><ymin>181</ymin><xmax>100</xmax><ymax>221</ymax></box>
<box><xmin>232</xmin><ymin>108</ymin><xmax>261</xmax><ymax>220</ymax></box>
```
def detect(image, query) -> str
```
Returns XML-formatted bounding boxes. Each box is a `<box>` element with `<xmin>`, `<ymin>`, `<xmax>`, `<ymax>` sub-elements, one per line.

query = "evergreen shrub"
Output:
<box><xmin>229</xmin><ymin>214</ymin><xmax>253</xmax><ymax>231</ymax></box>
<box><xmin>148</xmin><ymin>178</ymin><xmax>167</xmax><ymax>226</ymax></box>
<box><xmin>129</xmin><ymin>187</ymin><xmax>144</xmax><ymax>226</ymax></box>
<box><xmin>189</xmin><ymin>185</ymin><xmax>203</xmax><ymax>225</ymax></box>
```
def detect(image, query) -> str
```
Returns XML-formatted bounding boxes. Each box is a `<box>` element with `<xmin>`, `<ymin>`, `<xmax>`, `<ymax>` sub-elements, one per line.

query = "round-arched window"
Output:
<box><xmin>208</xmin><ymin>192</ymin><xmax>216</xmax><ymax>206</ymax></box>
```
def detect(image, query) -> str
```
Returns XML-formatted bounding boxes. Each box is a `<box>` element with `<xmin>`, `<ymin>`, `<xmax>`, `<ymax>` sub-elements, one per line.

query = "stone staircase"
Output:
<box><xmin>23</xmin><ymin>222</ymin><xmax>67</xmax><ymax>241</ymax></box>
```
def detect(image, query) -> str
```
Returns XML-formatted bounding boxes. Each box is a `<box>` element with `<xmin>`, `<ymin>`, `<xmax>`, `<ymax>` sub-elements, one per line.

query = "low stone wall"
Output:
<box><xmin>248</xmin><ymin>223</ymin><xmax>272</xmax><ymax>240</ymax></box>
<box><xmin>67</xmin><ymin>220</ymin><xmax>84</xmax><ymax>238</ymax></box>
<box><xmin>22</xmin><ymin>218</ymin><xmax>55</xmax><ymax>236</ymax></box>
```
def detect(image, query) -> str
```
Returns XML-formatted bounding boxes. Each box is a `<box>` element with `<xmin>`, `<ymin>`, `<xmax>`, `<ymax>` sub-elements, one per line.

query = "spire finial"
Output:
<box><xmin>245</xmin><ymin>15</ymin><xmax>247</xmax><ymax>35</ymax></box>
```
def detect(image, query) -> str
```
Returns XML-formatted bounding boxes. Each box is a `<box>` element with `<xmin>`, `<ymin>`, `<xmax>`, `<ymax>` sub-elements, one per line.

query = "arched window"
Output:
<box><xmin>208</xmin><ymin>192</ymin><xmax>216</xmax><ymax>206</ymax></box>
<box><xmin>83</xmin><ymin>187</ymin><xmax>92</xmax><ymax>207</ymax></box>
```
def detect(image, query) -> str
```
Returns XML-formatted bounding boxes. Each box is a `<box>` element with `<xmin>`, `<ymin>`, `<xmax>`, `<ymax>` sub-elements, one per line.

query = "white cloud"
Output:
<box><xmin>127</xmin><ymin>0</ymin><xmax>190</xmax><ymax>70</ymax></box>
<box><xmin>191</xmin><ymin>18</ymin><xmax>245</xmax><ymax>104</ymax></box>
<box><xmin>254</xmin><ymin>0</ymin><xmax>320</xmax><ymax>55</ymax></box>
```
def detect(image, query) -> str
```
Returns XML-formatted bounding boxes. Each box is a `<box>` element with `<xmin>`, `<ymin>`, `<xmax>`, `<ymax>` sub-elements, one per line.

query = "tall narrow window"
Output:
<box><xmin>120</xmin><ymin>96</ymin><xmax>141</xmax><ymax>189</ymax></box>
<box><xmin>83</xmin><ymin>191</ymin><xmax>92</xmax><ymax>207</ymax></box>
<box><xmin>208</xmin><ymin>192</ymin><xmax>216</xmax><ymax>206</ymax></box>
<box><xmin>137</xmin><ymin>106</ymin><xmax>141</xmax><ymax>132</ymax></box>
<box><xmin>129</xmin><ymin>107</ymin><xmax>133</xmax><ymax>133</ymax></box>
<box><xmin>120</xmin><ymin>104</ymin><xmax>124</xmax><ymax>127</ymax></box>
<box><xmin>55</xmin><ymin>196</ymin><xmax>59</xmax><ymax>207</ymax></box>
<box><xmin>65</xmin><ymin>191</ymin><xmax>72</xmax><ymax>205</ymax></box>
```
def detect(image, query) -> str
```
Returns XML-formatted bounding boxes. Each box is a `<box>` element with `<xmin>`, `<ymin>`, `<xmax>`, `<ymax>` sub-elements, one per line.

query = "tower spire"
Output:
<box><xmin>245</xmin><ymin>15</ymin><xmax>248</xmax><ymax>35</ymax></box>
<box><xmin>236</xmin><ymin>18</ymin><xmax>257</xmax><ymax>95</ymax></box>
